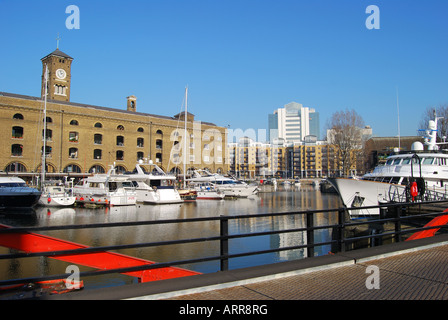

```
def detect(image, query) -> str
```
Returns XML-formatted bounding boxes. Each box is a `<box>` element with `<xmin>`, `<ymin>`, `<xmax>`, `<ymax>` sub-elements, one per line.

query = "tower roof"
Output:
<box><xmin>41</xmin><ymin>48</ymin><xmax>73</xmax><ymax>61</ymax></box>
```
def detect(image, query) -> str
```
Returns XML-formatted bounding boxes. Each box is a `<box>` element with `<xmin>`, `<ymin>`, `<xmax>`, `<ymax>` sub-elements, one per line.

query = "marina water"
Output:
<box><xmin>0</xmin><ymin>185</ymin><xmax>341</xmax><ymax>290</ymax></box>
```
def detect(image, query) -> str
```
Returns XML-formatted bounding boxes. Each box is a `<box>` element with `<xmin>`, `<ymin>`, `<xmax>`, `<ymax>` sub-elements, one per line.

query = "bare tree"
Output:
<box><xmin>419</xmin><ymin>104</ymin><xmax>448</xmax><ymax>141</ymax></box>
<box><xmin>326</xmin><ymin>109</ymin><xmax>368</xmax><ymax>177</ymax></box>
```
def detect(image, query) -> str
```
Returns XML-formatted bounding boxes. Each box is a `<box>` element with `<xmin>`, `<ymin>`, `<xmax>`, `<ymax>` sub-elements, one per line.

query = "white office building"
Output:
<box><xmin>268</xmin><ymin>102</ymin><xmax>320</xmax><ymax>143</ymax></box>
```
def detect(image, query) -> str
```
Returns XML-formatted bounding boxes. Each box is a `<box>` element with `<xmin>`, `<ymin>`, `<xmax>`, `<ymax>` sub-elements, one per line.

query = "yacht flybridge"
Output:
<box><xmin>329</xmin><ymin>111</ymin><xmax>448</xmax><ymax>216</ymax></box>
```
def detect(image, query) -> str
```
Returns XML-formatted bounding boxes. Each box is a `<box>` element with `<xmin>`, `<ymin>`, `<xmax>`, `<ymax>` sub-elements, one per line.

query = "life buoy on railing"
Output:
<box><xmin>410</xmin><ymin>181</ymin><xmax>418</xmax><ymax>201</ymax></box>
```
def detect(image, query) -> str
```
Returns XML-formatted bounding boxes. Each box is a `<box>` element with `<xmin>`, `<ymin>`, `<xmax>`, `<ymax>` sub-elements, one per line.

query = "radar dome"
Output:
<box><xmin>411</xmin><ymin>141</ymin><xmax>424</xmax><ymax>151</ymax></box>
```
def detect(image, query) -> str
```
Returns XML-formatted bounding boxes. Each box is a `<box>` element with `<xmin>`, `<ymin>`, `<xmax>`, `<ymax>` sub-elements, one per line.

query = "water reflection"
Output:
<box><xmin>0</xmin><ymin>187</ymin><xmax>342</xmax><ymax>290</ymax></box>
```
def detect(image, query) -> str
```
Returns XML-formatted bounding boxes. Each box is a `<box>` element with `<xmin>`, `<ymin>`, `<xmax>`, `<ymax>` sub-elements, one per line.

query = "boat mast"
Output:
<box><xmin>183</xmin><ymin>86</ymin><xmax>188</xmax><ymax>189</ymax></box>
<box><xmin>41</xmin><ymin>64</ymin><xmax>48</xmax><ymax>188</ymax></box>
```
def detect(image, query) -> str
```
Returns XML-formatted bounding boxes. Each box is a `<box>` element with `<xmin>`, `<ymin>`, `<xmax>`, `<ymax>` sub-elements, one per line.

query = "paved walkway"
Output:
<box><xmin>51</xmin><ymin>234</ymin><xmax>448</xmax><ymax>300</ymax></box>
<box><xmin>172</xmin><ymin>243</ymin><xmax>448</xmax><ymax>300</ymax></box>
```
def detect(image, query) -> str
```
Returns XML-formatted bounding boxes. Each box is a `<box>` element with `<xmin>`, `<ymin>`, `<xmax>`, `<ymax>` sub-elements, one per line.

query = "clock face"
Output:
<box><xmin>56</xmin><ymin>69</ymin><xmax>66</xmax><ymax>80</ymax></box>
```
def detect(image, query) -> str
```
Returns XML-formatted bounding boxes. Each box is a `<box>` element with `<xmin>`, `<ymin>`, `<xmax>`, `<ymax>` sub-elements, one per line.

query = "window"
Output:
<box><xmin>89</xmin><ymin>165</ymin><xmax>105</xmax><ymax>174</ymax></box>
<box><xmin>63</xmin><ymin>164</ymin><xmax>82</xmax><ymax>173</ymax></box>
<box><xmin>156</xmin><ymin>139</ymin><xmax>163</xmax><ymax>149</ymax></box>
<box><xmin>42</xmin><ymin>146</ymin><xmax>52</xmax><ymax>157</ymax></box>
<box><xmin>69</xmin><ymin>148</ymin><xmax>78</xmax><ymax>159</ymax></box>
<box><xmin>42</xmin><ymin>129</ymin><xmax>52</xmax><ymax>141</ymax></box>
<box><xmin>13</xmin><ymin>113</ymin><xmax>24</xmax><ymax>120</ymax></box>
<box><xmin>137</xmin><ymin>152</ymin><xmax>144</xmax><ymax>161</ymax></box>
<box><xmin>156</xmin><ymin>153</ymin><xmax>162</xmax><ymax>163</ymax></box>
<box><xmin>94</xmin><ymin>134</ymin><xmax>102</xmax><ymax>145</ymax></box>
<box><xmin>116</xmin><ymin>150</ymin><xmax>124</xmax><ymax>161</ymax></box>
<box><xmin>137</xmin><ymin>138</ymin><xmax>144</xmax><ymax>148</ymax></box>
<box><xmin>45</xmin><ymin>117</ymin><xmax>52</xmax><ymax>123</ymax></box>
<box><xmin>5</xmin><ymin>162</ymin><xmax>26</xmax><ymax>173</ymax></box>
<box><xmin>116</xmin><ymin>136</ymin><xmax>124</xmax><ymax>146</ymax></box>
<box><xmin>12</xmin><ymin>126</ymin><xmax>23</xmax><ymax>139</ymax></box>
<box><xmin>55</xmin><ymin>85</ymin><xmax>66</xmax><ymax>96</ymax></box>
<box><xmin>93</xmin><ymin>149</ymin><xmax>102</xmax><ymax>160</ymax></box>
<box><xmin>117</xmin><ymin>125</ymin><xmax>124</xmax><ymax>130</ymax></box>
<box><xmin>156</xmin><ymin>129</ymin><xmax>163</xmax><ymax>135</ymax></box>
<box><xmin>137</xmin><ymin>127</ymin><xmax>144</xmax><ymax>132</ymax></box>
<box><xmin>70</xmin><ymin>120</ymin><xmax>79</xmax><ymax>126</ymax></box>
<box><xmin>11</xmin><ymin>144</ymin><xmax>23</xmax><ymax>157</ymax></box>
<box><xmin>94</xmin><ymin>122</ymin><xmax>103</xmax><ymax>128</ymax></box>
<box><xmin>69</xmin><ymin>131</ymin><xmax>79</xmax><ymax>142</ymax></box>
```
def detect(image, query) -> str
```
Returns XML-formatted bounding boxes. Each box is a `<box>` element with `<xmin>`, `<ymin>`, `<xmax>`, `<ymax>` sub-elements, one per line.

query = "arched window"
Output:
<box><xmin>5</xmin><ymin>162</ymin><xmax>27</xmax><ymax>173</ymax></box>
<box><xmin>117</xmin><ymin>125</ymin><xmax>124</xmax><ymax>130</ymax></box>
<box><xmin>70</xmin><ymin>120</ymin><xmax>79</xmax><ymax>126</ymax></box>
<box><xmin>45</xmin><ymin>116</ymin><xmax>52</xmax><ymax>123</ymax></box>
<box><xmin>13</xmin><ymin>113</ymin><xmax>24</xmax><ymax>120</ymax></box>
<box><xmin>137</xmin><ymin>127</ymin><xmax>144</xmax><ymax>132</ymax></box>
<box><xmin>115</xmin><ymin>165</ymin><xmax>127</xmax><ymax>174</ymax></box>
<box><xmin>63</xmin><ymin>164</ymin><xmax>82</xmax><ymax>173</ymax></box>
<box><xmin>89</xmin><ymin>165</ymin><xmax>105</xmax><ymax>174</ymax></box>
<box><xmin>94</xmin><ymin>122</ymin><xmax>103</xmax><ymax>128</ymax></box>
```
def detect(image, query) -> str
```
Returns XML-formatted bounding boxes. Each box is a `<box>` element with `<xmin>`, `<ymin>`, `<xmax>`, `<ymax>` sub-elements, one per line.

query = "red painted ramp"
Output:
<box><xmin>0</xmin><ymin>224</ymin><xmax>200</xmax><ymax>283</ymax></box>
<box><xmin>406</xmin><ymin>209</ymin><xmax>448</xmax><ymax>241</ymax></box>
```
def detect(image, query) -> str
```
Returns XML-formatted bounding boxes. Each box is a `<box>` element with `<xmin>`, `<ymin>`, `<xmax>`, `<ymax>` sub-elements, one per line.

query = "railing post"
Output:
<box><xmin>220</xmin><ymin>215</ymin><xmax>229</xmax><ymax>271</ymax></box>
<box><xmin>395</xmin><ymin>205</ymin><xmax>402</xmax><ymax>243</ymax></box>
<box><xmin>306</xmin><ymin>211</ymin><xmax>314</xmax><ymax>258</ymax></box>
<box><xmin>337</xmin><ymin>208</ymin><xmax>346</xmax><ymax>253</ymax></box>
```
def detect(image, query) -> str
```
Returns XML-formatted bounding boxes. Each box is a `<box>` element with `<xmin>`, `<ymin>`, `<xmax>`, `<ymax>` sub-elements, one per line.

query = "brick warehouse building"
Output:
<box><xmin>0</xmin><ymin>48</ymin><xmax>227</xmax><ymax>180</ymax></box>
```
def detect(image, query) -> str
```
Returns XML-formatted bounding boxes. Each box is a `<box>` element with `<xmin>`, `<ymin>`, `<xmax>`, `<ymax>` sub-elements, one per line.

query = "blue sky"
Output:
<box><xmin>0</xmin><ymin>0</ymin><xmax>447</xmax><ymax>139</ymax></box>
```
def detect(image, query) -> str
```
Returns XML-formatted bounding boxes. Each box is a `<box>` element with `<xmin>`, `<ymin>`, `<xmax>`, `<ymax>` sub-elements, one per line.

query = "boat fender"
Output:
<box><xmin>47</xmin><ymin>197</ymin><xmax>51</xmax><ymax>203</ymax></box>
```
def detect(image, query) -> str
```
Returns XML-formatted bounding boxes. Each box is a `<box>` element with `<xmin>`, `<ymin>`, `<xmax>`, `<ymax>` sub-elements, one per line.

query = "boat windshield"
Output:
<box><xmin>0</xmin><ymin>182</ymin><xmax>27</xmax><ymax>188</ymax></box>
<box><xmin>422</xmin><ymin>157</ymin><xmax>435</xmax><ymax>165</ymax></box>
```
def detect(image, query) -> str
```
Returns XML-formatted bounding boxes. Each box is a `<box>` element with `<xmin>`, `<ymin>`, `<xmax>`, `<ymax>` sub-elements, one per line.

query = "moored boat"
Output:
<box><xmin>0</xmin><ymin>176</ymin><xmax>41</xmax><ymax>209</ymax></box>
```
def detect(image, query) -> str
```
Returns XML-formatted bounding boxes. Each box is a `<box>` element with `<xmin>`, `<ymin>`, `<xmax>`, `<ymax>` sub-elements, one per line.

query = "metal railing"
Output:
<box><xmin>1</xmin><ymin>199</ymin><xmax>448</xmax><ymax>288</ymax></box>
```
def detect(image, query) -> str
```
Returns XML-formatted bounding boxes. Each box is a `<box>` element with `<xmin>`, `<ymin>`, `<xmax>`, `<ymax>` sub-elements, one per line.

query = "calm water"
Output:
<box><xmin>0</xmin><ymin>186</ymin><xmax>342</xmax><ymax>290</ymax></box>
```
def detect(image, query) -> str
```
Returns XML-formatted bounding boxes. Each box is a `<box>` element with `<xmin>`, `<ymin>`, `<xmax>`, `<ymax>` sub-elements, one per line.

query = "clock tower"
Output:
<box><xmin>41</xmin><ymin>48</ymin><xmax>73</xmax><ymax>102</ymax></box>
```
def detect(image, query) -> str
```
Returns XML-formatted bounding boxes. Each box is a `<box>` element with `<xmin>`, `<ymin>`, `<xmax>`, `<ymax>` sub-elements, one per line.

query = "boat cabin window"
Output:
<box><xmin>393</xmin><ymin>159</ymin><xmax>401</xmax><ymax>165</ymax></box>
<box><xmin>386</xmin><ymin>159</ymin><xmax>394</xmax><ymax>165</ymax></box>
<box><xmin>423</xmin><ymin>157</ymin><xmax>434</xmax><ymax>165</ymax></box>
<box><xmin>0</xmin><ymin>182</ymin><xmax>27</xmax><ymax>188</ymax></box>
<box><xmin>108</xmin><ymin>182</ymin><xmax>117</xmax><ymax>191</ymax></box>
<box><xmin>401</xmin><ymin>158</ymin><xmax>411</xmax><ymax>165</ymax></box>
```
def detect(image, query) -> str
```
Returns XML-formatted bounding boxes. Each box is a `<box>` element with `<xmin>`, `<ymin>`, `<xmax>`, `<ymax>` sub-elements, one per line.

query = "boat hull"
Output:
<box><xmin>0</xmin><ymin>192</ymin><xmax>41</xmax><ymax>209</ymax></box>
<box><xmin>38</xmin><ymin>195</ymin><xmax>76</xmax><ymax>207</ymax></box>
<box><xmin>327</xmin><ymin>178</ymin><xmax>405</xmax><ymax>216</ymax></box>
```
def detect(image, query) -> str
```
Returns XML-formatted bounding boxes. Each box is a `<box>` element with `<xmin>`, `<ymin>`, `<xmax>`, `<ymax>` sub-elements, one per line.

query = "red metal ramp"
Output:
<box><xmin>0</xmin><ymin>224</ymin><xmax>200</xmax><ymax>283</ymax></box>
<box><xmin>406</xmin><ymin>209</ymin><xmax>448</xmax><ymax>241</ymax></box>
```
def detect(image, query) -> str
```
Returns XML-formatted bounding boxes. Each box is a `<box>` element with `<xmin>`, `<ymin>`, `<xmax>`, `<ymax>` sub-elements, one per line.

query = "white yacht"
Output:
<box><xmin>38</xmin><ymin>180</ymin><xmax>76</xmax><ymax>207</ymax></box>
<box><xmin>329</xmin><ymin>112</ymin><xmax>448</xmax><ymax>216</ymax></box>
<box><xmin>128</xmin><ymin>163</ymin><xmax>183</xmax><ymax>205</ymax></box>
<box><xmin>187</xmin><ymin>170</ymin><xmax>259</xmax><ymax>198</ymax></box>
<box><xmin>73</xmin><ymin>166</ymin><xmax>137</xmax><ymax>206</ymax></box>
<box><xmin>194</xmin><ymin>182</ymin><xmax>225</xmax><ymax>200</ymax></box>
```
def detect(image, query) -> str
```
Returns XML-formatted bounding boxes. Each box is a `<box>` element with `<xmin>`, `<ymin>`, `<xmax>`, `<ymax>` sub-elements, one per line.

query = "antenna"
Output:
<box><xmin>396</xmin><ymin>87</ymin><xmax>401</xmax><ymax>150</ymax></box>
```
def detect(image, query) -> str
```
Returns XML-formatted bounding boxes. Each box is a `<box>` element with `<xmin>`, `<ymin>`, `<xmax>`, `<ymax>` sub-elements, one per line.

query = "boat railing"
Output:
<box><xmin>388</xmin><ymin>184</ymin><xmax>448</xmax><ymax>203</ymax></box>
